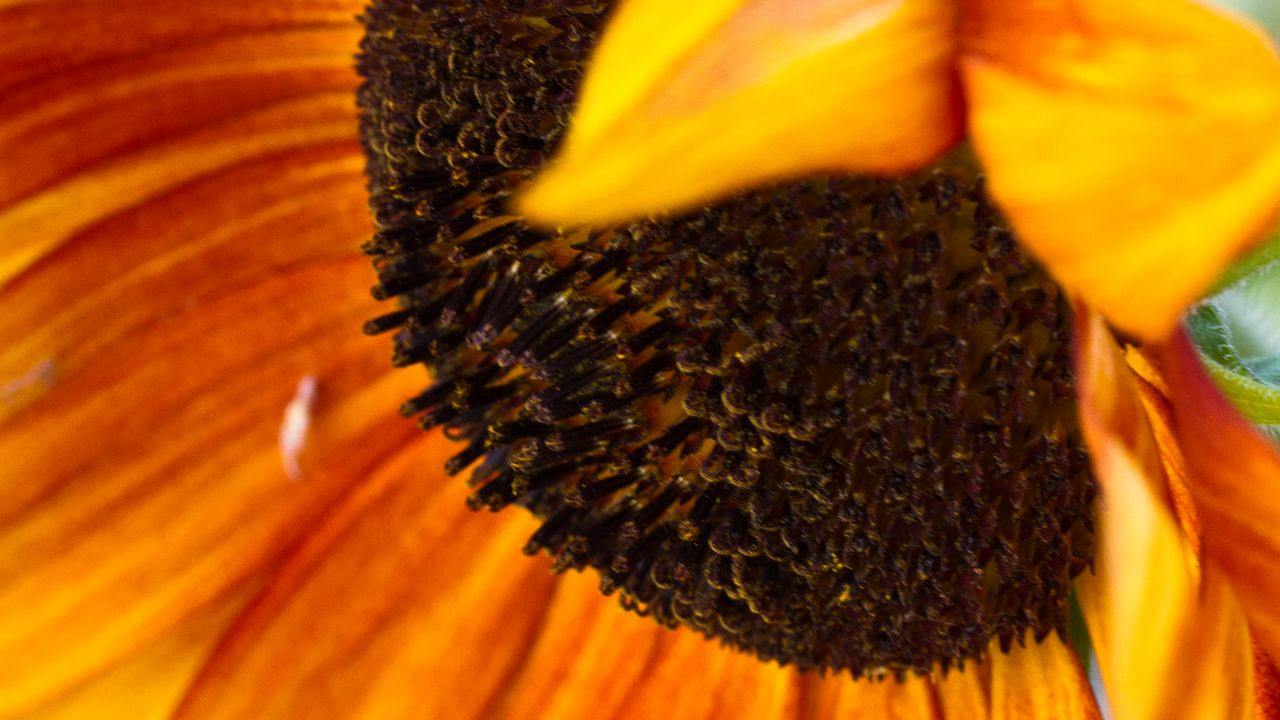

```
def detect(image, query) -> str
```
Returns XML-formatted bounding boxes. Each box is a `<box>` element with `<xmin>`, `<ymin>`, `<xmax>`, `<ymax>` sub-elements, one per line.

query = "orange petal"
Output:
<box><xmin>489</xmin><ymin>568</ymin><xmax>803</xmax><ymax>720</ymax></box>
<box><xmin>1155</xmin><ymin>330</ymin><xmax>1280</xmax><ymax>667</ymax></box>
<box><xmin>803</xmin><ymin>672</ymin><xmax>940</xmax><ymax>720</ymax></box>
<box><xmin>988</xmin><ymin>637</ymin><xmax>1100</xmax><ymax>720</ymax></box>
<box><xmin>1072</xmin><ymin>306</ymin><xmax>1191</xmax><ymax>720</ymax></box>
<box><xmin>1125</xmin><ymin>348</ymin><xmax>1204</xmax><ymax>564</ymax></box>
<box><xmin>0</xmin><ymin>145</ymin><xmax>422</xmax><ymax>715</ymax></box>
<box><xmin>1258</xmin><ymin>641</ymin><xmax>1280</xmax><ymax>720</ymax></box>
<box><xmin>0</xmin><ymin>0</ymin><xmax>365</xmax><ymax>288</ymax></box>
<box><xmin>958</xmin><ymin>0</ymin><xmax>1280</xmax><ymax>340</ymax></box>
<box><xmin>0</xmin><ymin>1</ymin><xmax>361</xmax><ymax>89</ymax></box>
<box><xmin>485</xmin><ymin>571</ymin><xmax>672</xmax><ymax>720</ymax></box>
<box><xmin>931</xmin><ymin>666</ymin><xmax>990</xmax><ymax>720</ymax></box>
<box><xmin>1074</xmin><ymin>307</ymin><xmax>1255</xmax><ymax>720</ymax></box>
<box><xmin>174</xmin><ymin>434</ymin><xmax>558</xmax><ymax>720</ymax></box>
<box><xmin>0</xmin><ymin>2</ymin><xmax>425</xmax><ymax>712</ymax></box>
<box><xmin>495</xmin><ymin>567</ymin><xmax>966</xmax><ymax>720</ymax></box>
<box><xmin>21</xmin><ymin>587</ymin><xmax>255</xmax><ymax>720</ymax></box>
<box><xmin>606</xmin><ymin>624</ymin><xmax>801</xmax><ymax>720</ymax></box>
<box><xmin>519</xmin><ymin>0</ymin><xmax>963</xmax><ymax>226</ymax></box>
<box><xmin>1079</xmin><ymin>571</ymin><xmax>1257</xmax><ymax>720</ymax></box>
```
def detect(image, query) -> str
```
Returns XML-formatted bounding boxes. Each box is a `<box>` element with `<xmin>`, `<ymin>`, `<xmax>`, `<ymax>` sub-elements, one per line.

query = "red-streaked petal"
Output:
<box><xmin>1124</xmin><ymin>347</ymin><xmax>1204</xmax><ymax>560</ymax></box>
<box><xmin>485</xmin><ymin>570</ymin><xmax>673</xmax><ymax>720</ymax></box>
<box><xmin>519</xmin><ymin>0</ymin><xmax>963</xmax><ymax>226</ymax></box>
<box><xmin>1155</xmin><ymin>330</ymin><xmax>1280</xmax><ymax>667</ymax></box>
<box><xmin>958</xmin><ymin>0</ymin><xmax>1280</xmax><ymax>340</ymax></box>
<box><xmin>1258</xmin><ymin>642</ymin><xmax>1280</xmax><ymax>720</ymax></box>
<box><xmin>0</xmin><ymin>144</ymin><xmax>423</xmax><ymax>713</ymax></box>
<box><xmin>23</xmin><ymin>587</ymin><xmax>256</xmax><ymax>720</ymax></box>
<box><xmin>489</xmin><ymin>568</ymin><xmax>804</xmax><ymax>720</ymax></box>
<box><xmin>174</xmin><ymin>434</ymin><xmax>557</xmax><ymax>720</ymax></box>
<box><xmin>0</xmin><ymin>2</ymin><xmax>420</xmax><ymax>713</ymax></box>
<box><xmin>606</xmin><ymin>626</ymin><xmax>801</xmax><ymax>720</ymax></box>
<box><xmin>0</xmin><ymin>1</ymin><xmax>365</xmax><ymax>288</ymax></box>
<box><xmin>932</xmin><ymin>666</ymin><xmax>990</xmax><ymax>720</ymax></box>
<box><xmin>0</xmin><ymin>0</ymin><xmax>362</xmax><ymax>92</ymax></box>
<box><xmin>1074</xmin><ymin>308</ymin><xmax>1256</xmax><ymax>720</ymax></box>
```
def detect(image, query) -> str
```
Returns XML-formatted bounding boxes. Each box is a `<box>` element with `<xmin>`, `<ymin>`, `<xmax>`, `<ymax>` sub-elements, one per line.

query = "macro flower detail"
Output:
<box><xmin>519</xmin><ymin>0</ymin><xmax>1280</xmax><ymax>343</ymax></box>
<box><xmin>4</xmin><ymin>0</ymin><xmax>1280</xmax><ymax>718</ymax></box>
<box><xmin>361</xmin><ymin>0</ymin><xmax>1099</xmax><ymax>678</ymax></box>
<box><xmin>498</xmin><ymin>0</ymin><xmax>1280</xmax><ymax>715</ymax></box>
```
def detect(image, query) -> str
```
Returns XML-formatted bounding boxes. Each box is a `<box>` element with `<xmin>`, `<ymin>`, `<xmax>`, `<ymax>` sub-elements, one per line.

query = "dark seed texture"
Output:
<box><xmin>356</xmin><ymin>0</ymin><xmax>1097</xmax><ymax>678</ymax></box>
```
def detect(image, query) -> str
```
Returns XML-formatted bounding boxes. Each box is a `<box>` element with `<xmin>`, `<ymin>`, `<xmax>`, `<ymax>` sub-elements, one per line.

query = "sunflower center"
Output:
<box><xmin>357</xmin><ymin>0</ymin><xmax>1096</xmax><ymax>677</ymax></box>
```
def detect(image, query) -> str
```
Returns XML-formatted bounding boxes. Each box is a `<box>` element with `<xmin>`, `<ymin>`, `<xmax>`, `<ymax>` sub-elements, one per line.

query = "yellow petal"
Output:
<box><xmin>988</xmin><ymin>636</ymin><xmax>1100</xmax><ymax>720</ymax></box>
<box><xmin>958</xmin><ymin>0</ymin><xmax>1280</xmax><ymax>340</ymax></box>
<box><xmin>519</xmin><ymin>0</ymin><xmax>963</xmax><ymax>226</ymax></box>
<box><xmin>1155</xmin><ymin>330</ymin><xmax>1280</xmax><ymax>667</ymax></box>
<box><xmin>1074</xmin><ymin>308</ymin><xmax>1255</xmax><ymax>720</ymax></box>
<box><xmin>1073</xmin><ymin>306</ymin><xmax>1191</xmax><ymax>720</ymax></box>
<box><xmin>1164</xmin><ymin>567</ymin><xmax>1256</xmax><ymax>720</ymax></box>
<box><xmin>22</xmin><ymin>588</ymin><xmax>254</xmax><ymax>720</ymax></box>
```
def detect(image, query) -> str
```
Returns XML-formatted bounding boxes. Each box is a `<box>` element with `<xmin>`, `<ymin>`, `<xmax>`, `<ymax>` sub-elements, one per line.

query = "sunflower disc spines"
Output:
<box><xmin>357</xmin><ymin>0</ymin><xmax>1096</xmax><ymax>678</ymax></box>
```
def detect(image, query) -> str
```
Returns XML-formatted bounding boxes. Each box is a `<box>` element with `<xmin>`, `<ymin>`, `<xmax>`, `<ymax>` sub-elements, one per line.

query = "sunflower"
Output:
<box><xmin>1</xmin><ymin>2</ymin><xmax>1278</xmax><ymax>720</ymax></box>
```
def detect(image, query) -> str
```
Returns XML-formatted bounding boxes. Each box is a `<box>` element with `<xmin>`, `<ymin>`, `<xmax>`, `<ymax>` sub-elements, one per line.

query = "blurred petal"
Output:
<box><xmin>21</xmin><ymin>586</ymin><xmax>255</xmax><ymax>720</ymax></box>
<box><xmin>1156</xmin><ymin>330</ymin><xmax>1280</xmax><ymax>666</ymax></box>
<box><xmin>1072</xmin><ymin>307</ymin><xmax>1191</xmax><ymax>720</ymax></box>
<box><xmin>519</xmin><ymin>0</ymin><xmax>963</xmax><ymax>226</ymax></box>
<box><xmin>1074</xmin><ymin>308</ymin><xmax>1255</xmax><ymax>720</ymax></box>
<box><xmin>959</xmin><ymin>0</ymin><xmax>1280</xmax><ymax>340</ymax></box>
<box><xmin>1168</xmin><ymin>568</ymin><xmax>1256</xmax><ymax>720</ymax></box>
<box><xmin>1125</xmin><ymin>347</ymin><xmax>1203</xmax><ymax>562</ymax></box>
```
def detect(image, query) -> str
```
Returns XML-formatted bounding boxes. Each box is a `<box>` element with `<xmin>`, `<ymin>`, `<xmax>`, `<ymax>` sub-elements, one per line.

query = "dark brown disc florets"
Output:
<box><xmin>356</xmin><ymin>0</ymin><xmax>1096</xmax><ymax>677</ymax></box>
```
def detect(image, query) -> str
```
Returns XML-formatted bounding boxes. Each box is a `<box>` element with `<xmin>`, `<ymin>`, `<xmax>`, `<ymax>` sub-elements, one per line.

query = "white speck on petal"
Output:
<box><xmin>280</xmin><ymin>375</ymin><xmax>319</xmax><ymax>480</ymax></box>
<box><xmin>2</xmin><ymin>358</ymin><xmax>55</xmax><ymax>408</ymax></box>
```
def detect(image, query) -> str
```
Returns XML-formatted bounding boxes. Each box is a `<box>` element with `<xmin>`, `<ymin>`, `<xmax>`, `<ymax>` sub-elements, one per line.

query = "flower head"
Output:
<box><xmin>520</xmin><ymin>0</ymin><xmax>1280</xmax><ymax>342</ymax></box>
<box><xmin>3</xmin><ymin>1</ymin><xmax>1280</xmax><ymax>719</ymax></box>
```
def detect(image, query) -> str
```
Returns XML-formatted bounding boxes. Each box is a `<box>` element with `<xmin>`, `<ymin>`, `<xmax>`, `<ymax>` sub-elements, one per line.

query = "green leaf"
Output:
<box><xmin>1207</xmin><ymin>225</ymin><xmax>1280</xmax><ymax>296</ymax></box>
<box><xmin>1066</xmin><ymin>587</ymin><xmax>1092</xmax><ymax>669</ymax></box>
<box><xmin>1200</xmin><ymin>0</ymin><xmax>1280</xmax><ymax>45</ymax></box>
<box><xmin>1188</xmin><ymin>233</ymin><xmax>1280</xmax><ymax>431</ymax></box>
